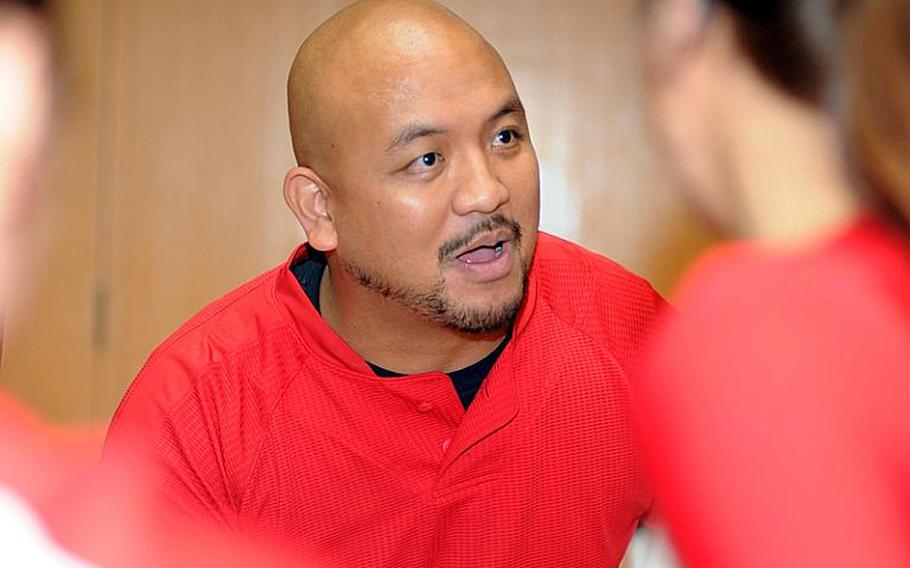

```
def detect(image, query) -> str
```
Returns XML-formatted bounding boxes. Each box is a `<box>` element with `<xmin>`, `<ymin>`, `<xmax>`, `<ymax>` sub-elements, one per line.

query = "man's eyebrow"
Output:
<box><xmin>384</xmin><ymin>98</ymin><xmax>525</xmax><ymax>153</ymax></box>
<box><xmin>488</xmin><ymin>97</ymin><xmax>525</xmax><ymax>123</ymax></box>
<box><xmin>385</xmin><ymin>123</ymin><xmax>447</xmax><ymax>153</ymax></box>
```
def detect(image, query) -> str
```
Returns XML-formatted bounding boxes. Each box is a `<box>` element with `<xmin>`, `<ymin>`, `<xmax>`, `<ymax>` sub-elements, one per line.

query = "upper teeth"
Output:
<box><xmin>494</xmin><ymin>242</ymin><xmax>504</xmax><ymax>258</ymax></box>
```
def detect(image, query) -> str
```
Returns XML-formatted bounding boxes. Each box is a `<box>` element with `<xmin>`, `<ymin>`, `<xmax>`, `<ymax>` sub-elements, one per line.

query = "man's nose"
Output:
<box><xmin>451</xmin><ymin>150</ymin><xmax>510</xmax><ymax>216</ymax></box>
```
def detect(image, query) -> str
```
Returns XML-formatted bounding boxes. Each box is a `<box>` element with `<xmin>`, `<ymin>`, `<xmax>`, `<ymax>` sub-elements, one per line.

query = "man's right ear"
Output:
<box><xmin>283</xmin><ymin>166</ymin><xmax>338</xmax><ymax>252</ymax></box>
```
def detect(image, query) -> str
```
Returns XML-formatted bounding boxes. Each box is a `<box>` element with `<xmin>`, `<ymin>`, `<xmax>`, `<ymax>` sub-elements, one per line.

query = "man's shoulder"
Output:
<box><xmin>532</xmin><ymin>232</ymin><xmax>666</xmax><ymax>370</ymax></box>
<box><xmin>148</xmin><ymin>265</ymin><xmax>291</xmax><ymax>371</ymax></box>
<box><xmin>535</xmin><ymin>232</ymin><xmax>658</xmax><ymax>295</ymax></box>
<box><xmin>534</xmin><ymin>232</ymin><xmax>664</xmax><ymax>317</ymax></box>
<box><xmin>106</xmin><ymin>263</ymin><xmax>304</xmax><ymax>448</ymax></box>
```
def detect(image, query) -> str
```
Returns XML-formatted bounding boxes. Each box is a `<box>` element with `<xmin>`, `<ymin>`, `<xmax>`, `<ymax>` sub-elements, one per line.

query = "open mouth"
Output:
<box><xmin>447</xmin><ymin>230</ymin><xmax>515</xmax><ymax>283</ymax></box>
<box><xmin>456</xmin><ymin>241</ymin><xmax>506</xmax><ymax>264</ymax></box>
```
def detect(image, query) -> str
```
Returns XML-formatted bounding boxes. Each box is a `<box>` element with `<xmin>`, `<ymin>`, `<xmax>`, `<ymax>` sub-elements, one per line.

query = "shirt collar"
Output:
<box><xmin>272</xmin><ymin>242</ymin><xmax>540</xmax><ymax>375</ymax></box>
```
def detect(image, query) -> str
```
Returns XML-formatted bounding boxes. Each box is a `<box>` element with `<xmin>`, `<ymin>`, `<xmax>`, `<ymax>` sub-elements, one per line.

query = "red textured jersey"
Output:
<box><xmin>105</xmin><ymin>232</ymin><xmax>665</xmax><ymax>567</ymax></box>
<box><xmin>639</xmin><ymin>216</ymin><xmax>910</xmax><ymax>567</ymax></box>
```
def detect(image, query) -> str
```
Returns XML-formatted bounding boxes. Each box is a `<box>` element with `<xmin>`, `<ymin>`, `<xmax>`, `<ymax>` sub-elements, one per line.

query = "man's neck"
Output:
<box><xmin>318</xmin><ymin>263</ymin><xmax>508</xmax><ymax>375</ymax></box>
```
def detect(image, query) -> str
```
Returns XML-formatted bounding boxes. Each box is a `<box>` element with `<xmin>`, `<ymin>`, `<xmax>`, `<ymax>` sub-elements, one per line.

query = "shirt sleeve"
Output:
<box><xmin>104</xmin><ymin>355</ymin><xmax>251</xmax><ymax>530</ymax></box>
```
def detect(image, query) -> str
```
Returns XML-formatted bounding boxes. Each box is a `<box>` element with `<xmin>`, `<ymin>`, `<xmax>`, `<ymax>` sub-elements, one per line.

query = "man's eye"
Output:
<box><xmin>408</xmin><ymin>152</ymin><xmax>443</xmax><ymax>171</ymax></box>
<box><xmin>493</xmin><ymin>129</ymin><xmax>521</xmax><ymax>147</ymax></box>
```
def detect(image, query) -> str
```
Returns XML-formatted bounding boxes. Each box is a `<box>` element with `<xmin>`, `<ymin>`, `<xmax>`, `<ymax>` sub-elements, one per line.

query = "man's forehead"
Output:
<box><xmin>358</xmin><ymin>69</ymin><xmax>521</xmax><ymax>138</ymax></box>
<box><xmin>345</xmin><ymin>44</ymin><xmax>516</xmax><ymax>111</ymax></box>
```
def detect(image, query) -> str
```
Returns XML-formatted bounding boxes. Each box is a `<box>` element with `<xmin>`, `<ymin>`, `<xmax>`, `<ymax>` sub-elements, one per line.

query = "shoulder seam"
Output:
<box><xmin>109</xmin><ymin>268</ymin><xmax>279</xmax><ymax>427</ymax></box>
<box><xmin>237</xmin><ymin>351</ymin><xmax>315</xmax><ymax>514</ymax></box>
<box><xmin>534</xmin><ymin>249</ymin><xmax>660</xmax><ymax>380</ymax></box>
<box><xmin>535</xmin><ymin>257</ymin><xmax>631</xmax><ymax>377</ymax></box>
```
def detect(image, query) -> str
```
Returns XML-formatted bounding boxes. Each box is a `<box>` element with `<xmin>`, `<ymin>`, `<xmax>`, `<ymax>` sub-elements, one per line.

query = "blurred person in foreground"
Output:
<box><xmin>0</xmin><ymin>1</ymin><xmax>297</xmax><ymax>566</ymax></box>
<box><xmin>638</xmin><ymin>0</ymin><xmax>910</xmax><ymax>566</ymax></box>
<box><xmin>105</xmin><ymin>0</ymin><xmax>667</xmax><ymax>565</ymax></box>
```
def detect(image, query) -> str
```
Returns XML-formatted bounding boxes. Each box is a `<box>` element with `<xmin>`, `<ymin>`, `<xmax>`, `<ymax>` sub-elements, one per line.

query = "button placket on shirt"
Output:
<box><xmin>432</xmin><ymin>363</ymin><xmax>518</xmax><ymax>491</ymax></box>
<box><xmin>390</xmin><ymin>375</ymin><xmax>464</xmax><ymax>465</ymax></box>
<box><xmin>413</xmin><ymin>397</ymin><xmax>460</xmax><ymax>458</ymax></box>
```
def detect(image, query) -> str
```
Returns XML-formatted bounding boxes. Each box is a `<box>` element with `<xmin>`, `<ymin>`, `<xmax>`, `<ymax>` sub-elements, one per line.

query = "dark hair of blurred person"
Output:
<box><xmin>637</xmin><ymin>0</ymin><xmax>910</xmax><ymax>567</ymax></box>
<box><xmin>0</xmin><ymin>2</ymin><xmax>300</xmax><ymax>566</ymax></box>
<box><xmin>847</xmin><ymin>0</ymin><xmax>910</xmax><ymax>226</ymax></box>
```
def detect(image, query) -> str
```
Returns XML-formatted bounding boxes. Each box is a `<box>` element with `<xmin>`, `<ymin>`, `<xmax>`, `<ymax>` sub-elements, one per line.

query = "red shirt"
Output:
<box><xmin>640</xmin><ymin>217</ymin><xmax>910</xmax><ymax>567</ymax></box>
<box><xmin>105</xmin><ymin>232</ymin><xmax>665</xmax><ymax>567</ymax></box>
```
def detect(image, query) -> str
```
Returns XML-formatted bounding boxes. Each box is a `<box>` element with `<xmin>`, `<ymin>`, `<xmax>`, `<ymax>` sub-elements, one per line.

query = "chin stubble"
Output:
<box><xmin>338</xmin><ymin>215</ymin><xmax>529</xmax><ymax>334</ymax></box>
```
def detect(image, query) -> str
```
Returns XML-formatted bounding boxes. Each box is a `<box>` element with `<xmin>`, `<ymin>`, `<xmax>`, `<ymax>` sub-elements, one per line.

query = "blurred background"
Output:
<box><xmin>0</xmin><ymin>0</ymin><xmax>714</xmax><ymax>424</ymax></box>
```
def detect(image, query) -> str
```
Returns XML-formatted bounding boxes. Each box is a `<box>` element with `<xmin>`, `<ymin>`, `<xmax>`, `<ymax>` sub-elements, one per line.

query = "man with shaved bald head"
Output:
<box><xmin>106</xmin><ymin>1</ymin><xmax>665</xmax><ymax>566</ymax></box>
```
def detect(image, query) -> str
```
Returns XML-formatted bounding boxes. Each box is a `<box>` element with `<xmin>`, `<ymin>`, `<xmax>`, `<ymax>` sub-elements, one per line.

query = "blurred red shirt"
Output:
<box><xmin>0</xmin><ymin>392</ymin><xmax>298</xmax><ymax>567</ymax></box>
<box><xmin>640</xmin><ymin>216</ymin><xmax>910</xmax><ymax>567</ymax></box>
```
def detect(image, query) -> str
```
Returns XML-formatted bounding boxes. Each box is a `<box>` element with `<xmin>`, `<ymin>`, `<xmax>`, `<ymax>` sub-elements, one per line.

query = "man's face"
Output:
<box><xmin>318</xmin><ymin>39</ymin><xmax>540</xmax><ymax>333</ymax></box>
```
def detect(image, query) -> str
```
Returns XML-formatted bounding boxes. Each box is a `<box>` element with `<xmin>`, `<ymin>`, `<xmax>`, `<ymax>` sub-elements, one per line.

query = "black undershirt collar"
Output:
<box><xmin>291</xmin><ymin>250</ymin><xmax>510</xmax><ymax>410</ymax></box>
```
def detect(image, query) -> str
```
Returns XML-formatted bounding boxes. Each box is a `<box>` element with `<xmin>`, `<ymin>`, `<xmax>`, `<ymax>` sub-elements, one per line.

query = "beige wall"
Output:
<box><xmin>1</xmin><ymin>0</ymin><xmax>713</xmax><ymax>423</ymax></box>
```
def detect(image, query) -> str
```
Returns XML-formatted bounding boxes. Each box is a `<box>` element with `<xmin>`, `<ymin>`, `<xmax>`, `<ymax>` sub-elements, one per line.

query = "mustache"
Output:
<box><xmin>437</xmin><ymin>214</ymin><xmax>523</xmax><ymax>263</ymax></box>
